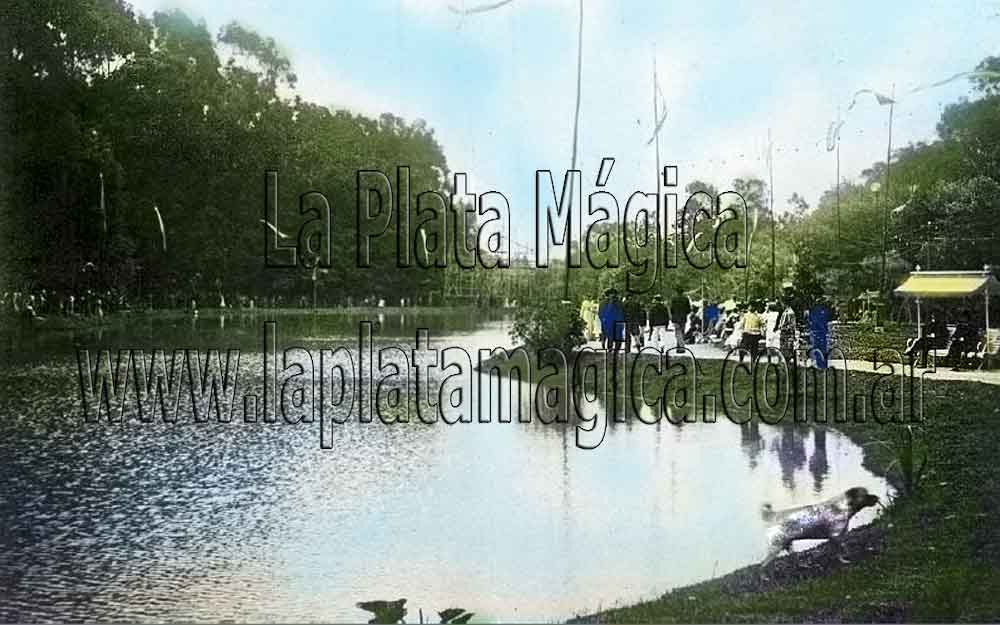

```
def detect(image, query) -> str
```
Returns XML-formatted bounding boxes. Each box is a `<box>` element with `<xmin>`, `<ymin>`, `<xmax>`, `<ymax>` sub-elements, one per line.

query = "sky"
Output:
<box><xmin>128</xmin><ymin>0</ymin><xmax>1000</xmax><ymax>251</ymax></box>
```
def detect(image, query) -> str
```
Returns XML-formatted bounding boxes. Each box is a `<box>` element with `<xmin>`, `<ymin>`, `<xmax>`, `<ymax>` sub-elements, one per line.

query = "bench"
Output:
<box><xmin>904</xmin><ymin>332</ymin><xmax>952</xmax><ymax>365</ymax></box>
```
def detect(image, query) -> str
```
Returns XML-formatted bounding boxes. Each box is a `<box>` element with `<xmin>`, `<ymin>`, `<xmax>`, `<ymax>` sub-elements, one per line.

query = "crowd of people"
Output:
<box><xmin>579</xmin><ymin>286</ymin><xmax>838</xmax><ymax>368</ymax></box>
<box><xmin>0</xmin><ymin>286</ymin><xmax>423</xmax><ymax>324</ymax></box>
<box><xmin>0</xmin><ymin>287</ymin><xmax>133</xmax><ymax>321</ymax></box>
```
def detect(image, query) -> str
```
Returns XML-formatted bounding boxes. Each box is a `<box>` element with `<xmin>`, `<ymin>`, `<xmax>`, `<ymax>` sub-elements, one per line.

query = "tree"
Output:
<box><xmin>896</xmin><ymin>176</ymin><xmax>1000</xmax><ymax>271</ymax></box>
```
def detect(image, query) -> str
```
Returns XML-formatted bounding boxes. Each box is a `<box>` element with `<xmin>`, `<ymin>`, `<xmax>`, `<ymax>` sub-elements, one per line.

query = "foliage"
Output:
<box><xmin>355</xmin><ymin>599</ymin><xmax>474</xmax><ymax>624</ymax></box>
<box><xmin>510</xmin><ymin>298</ymin><xmax>585</xmax><ymax>353</ymax></box>
<box><xmin>868</xmin><ymin>424</ymin><xmax>929</xmax><ymax>499</ymax></box>
<box><xmin>0</xmin><ymin>0</ymin><xmax>456</xmax><ymax>304</ymax></box>
<box><xmin>895</xmin><ymin>176</ymin><xmax>1000</xmax><ymax>271</ymax></box>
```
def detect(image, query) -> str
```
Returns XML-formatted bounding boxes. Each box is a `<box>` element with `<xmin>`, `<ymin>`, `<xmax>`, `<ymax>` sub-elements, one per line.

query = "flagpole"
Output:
<box><xmin>768</xmin><ymin>129</ymin><xmax>775</xmax><ymax>300</ymax></box>
<box><xmin>562</xmin><ymin>0</ymin><xmax>583</xmax><ymax>301</ymax></box>
<box><xmin>653</xmin><ymin>48</ymin><xmax>662</xmax><ymax>293</ymax></box>
<box><xmin>836</xmin><ymin>105</ymin><xmax>841</xmax><ymax>247</ymax></box>
<box><xmin>880</xmin><ymin>84</ymin><xmax>895</xmax><ymax>293</ymax></box>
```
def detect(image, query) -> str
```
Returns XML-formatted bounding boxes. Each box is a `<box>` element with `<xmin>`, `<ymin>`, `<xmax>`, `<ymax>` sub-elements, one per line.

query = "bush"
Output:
<box><xmin>510</xmin><ymin>299</ymin><xmax>585</xmax><ymax>354</ymax></box>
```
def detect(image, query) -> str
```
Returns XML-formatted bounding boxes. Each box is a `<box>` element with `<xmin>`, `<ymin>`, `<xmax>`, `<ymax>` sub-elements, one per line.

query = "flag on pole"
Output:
<box><xmin>845</xmin><ymin>88</ymin><xmax>895</xmax><ymax>113</ymax></box>
<box><xmin>909</xmin><ymin>70</ymin><xmax>1000</xmax><ymax>94</ymax></box>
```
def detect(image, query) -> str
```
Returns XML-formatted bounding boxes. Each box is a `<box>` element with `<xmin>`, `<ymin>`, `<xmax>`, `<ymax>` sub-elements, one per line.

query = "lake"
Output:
<box><xmin>0</xmin><ymin>310</ymin><xmax>889</xmax><ymax>622</ymax></box>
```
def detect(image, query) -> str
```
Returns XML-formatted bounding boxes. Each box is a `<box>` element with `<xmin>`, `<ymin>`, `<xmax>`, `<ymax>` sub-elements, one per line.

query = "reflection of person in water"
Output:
<box><xmin>808</xmin><ymin>428</ymin><xmax>830</xmax><ymax>494</ymax></box>
<box><xmin>740</xmin><ymin>420</ymin><xmax>763</xmax><ymax>469</ymax></box>
<box><xmin>775</xmin><ymin>424</ymin><xmax>807</xmax><ymax>490</ymax></box>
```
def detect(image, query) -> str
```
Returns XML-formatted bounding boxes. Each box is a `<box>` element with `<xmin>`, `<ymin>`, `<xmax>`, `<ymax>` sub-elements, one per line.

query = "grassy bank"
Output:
<box><xmin>480</xmin><ymin>350</ymin><xmax>1000</xmax><ymax>622</ymax></box>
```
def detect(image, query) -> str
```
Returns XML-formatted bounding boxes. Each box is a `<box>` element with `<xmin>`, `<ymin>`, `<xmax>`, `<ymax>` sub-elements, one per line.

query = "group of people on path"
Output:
<box><xmin>714</xmin><ymin>297</ymin><xmax>834</xmax><ymax>368</ymax></box>
<box><xmin>579</xmin><ymin>288</ymin><xmax>698</xmax><ymax>354</ymax></box>
<box><xmin>580</xmin><ymin>286</ymin><xmax>836</xmax><ymax>369</ymax></box>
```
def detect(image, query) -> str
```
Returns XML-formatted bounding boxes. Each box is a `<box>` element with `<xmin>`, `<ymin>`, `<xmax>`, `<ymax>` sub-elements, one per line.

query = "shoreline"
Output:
<box><xmin>560</xmin><ymin>356</ymin><xmax>1000</xmax><ymax>622</ymax></box>
<box><xmin>0</xmin><ymin>305</ymin><xmax>498</xmax><ymax>333</ymax></box>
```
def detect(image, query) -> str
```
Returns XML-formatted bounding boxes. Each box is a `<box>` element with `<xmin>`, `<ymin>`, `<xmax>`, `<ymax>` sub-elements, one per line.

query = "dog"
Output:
<box><xmin>759</xmin><ymin>486</ymin><xmax>880</xmax><ymax>568</ymax></box>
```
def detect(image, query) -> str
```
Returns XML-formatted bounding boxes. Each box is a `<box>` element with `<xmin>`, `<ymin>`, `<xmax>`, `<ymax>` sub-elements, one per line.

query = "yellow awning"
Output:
<box><xmin>894</xmin><ymin>272</ymin><xmax>1000</xmax><ymax>299</ymax></box>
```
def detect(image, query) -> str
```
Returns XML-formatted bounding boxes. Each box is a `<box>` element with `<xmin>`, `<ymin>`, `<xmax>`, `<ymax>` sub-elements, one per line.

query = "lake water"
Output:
<box><xmin>0</xmin><ymin>310</ymin><xmax>889</xmax><ymax>623</ymax></box>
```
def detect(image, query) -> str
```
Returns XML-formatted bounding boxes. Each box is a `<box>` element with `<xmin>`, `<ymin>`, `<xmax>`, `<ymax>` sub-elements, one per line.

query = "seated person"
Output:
<box><xmin>904</xmin><ymin>313</ymin><xmax>948</xmax><ymax>367</ymax></box>
<box><xmin>685</xmin><ymin>310</ymin><xmax>703</xmax><ymax>343</ymax></box>
<box><xmin>946</xmin><ymin>312</ymin><xmax>979</xmax><ymax>370</ymax></box>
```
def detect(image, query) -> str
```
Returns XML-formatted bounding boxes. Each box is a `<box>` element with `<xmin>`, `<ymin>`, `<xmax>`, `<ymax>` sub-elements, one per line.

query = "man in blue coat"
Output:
<box><xmin>808</xmin><ymin>298</ymin><xmax>831</xmax><ymax>369</ymax></box>
<box><xmin>598</xmin><ymin>288</ymin><xmax>625</xmax><ymax>353</ymax></box>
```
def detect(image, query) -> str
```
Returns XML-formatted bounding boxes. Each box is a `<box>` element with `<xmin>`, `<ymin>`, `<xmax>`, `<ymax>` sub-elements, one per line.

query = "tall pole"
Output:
<box><xmin>653</xmin><ymin>49</ymin><xmax>662</xmax><ymax>293</ymax></box>
<box><xmin>835</xmin><ymin>105</ymin><xmax>841</xmax><ymax>247</ymax></box>
<box><xmin>880</xmin><ymin>84</ymin><xmax>895</xmax><ymax>294</ymax></box>
<box><xmin>562</xmin><ymin>0</ymin><xmax>583</xmax><ymax>300</ymax></box>
<box><xmin>768</xmin><ymin>129</ymin><xmax>775</xmax><ymax>300</ymax></box>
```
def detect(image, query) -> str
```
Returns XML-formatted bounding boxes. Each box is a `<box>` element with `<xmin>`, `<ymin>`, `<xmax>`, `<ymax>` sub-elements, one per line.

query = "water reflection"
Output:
<box><xmin>0</xmin><ymin>314</ymin><xmax>887</xmax><ymax>622</ymax></box>
<box><xmin>771</xmin><ymin>424</ymin><xmax>806</xmax><ymax>490</ymax></box>
<box><xmin>740</xmin><ymin>420</ymin><xmax>763</xmax><ymax>469</ymax></box>
<box><xmin>810</xmin><ymin>429</ymin><xmax>830</xmax><ymax>494</ymax></box>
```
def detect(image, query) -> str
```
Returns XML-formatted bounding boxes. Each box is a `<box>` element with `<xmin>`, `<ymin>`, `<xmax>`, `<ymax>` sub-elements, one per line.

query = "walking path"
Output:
<box><xmin>832</xmin><ymin>358</ymin><xmax>1000</xmax><ymax>386</ymax></box>
<box><xmin>582</xmin><ymin>339</ymin><xmax>1000</xmax><ymax>386</ymax></box>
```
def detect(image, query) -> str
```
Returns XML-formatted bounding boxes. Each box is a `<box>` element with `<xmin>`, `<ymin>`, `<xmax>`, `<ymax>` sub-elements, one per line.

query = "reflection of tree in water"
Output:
<box><xmin>808</xmin><ymin>428</ymin><xmax>830</xmax><ymax>494</ymax></box>
<box><xmin>740</xmin><ymin>420</ymin><xmax>763</xmax><ymax>469</ymax></box>
<box><xmin>772</xmin><ymin>425</ymin><xmax>808</xmax><ymax>490</ymax></box>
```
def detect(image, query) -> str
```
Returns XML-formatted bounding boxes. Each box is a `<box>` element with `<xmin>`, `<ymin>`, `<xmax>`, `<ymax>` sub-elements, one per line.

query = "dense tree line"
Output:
<box><xmin>1</xmin><ymin>0</ymin><xmax>462</xmax><ymax>306</ymax></box>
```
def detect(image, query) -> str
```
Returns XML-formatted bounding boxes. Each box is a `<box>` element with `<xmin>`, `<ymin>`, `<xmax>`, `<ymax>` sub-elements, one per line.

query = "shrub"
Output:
<box><xmin>510</xmin><ymin>299</ymin><xmax>585</xmax><ymax>354</ymax></box>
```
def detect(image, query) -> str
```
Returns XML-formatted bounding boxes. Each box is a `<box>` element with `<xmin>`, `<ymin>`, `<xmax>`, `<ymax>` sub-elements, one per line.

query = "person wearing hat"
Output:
<box><xmin>669</xmin><ymin>290</ymin><xmax>692</xmax><ymax>348</ymax></box>
<box><xmin>647</xmin><ymin>294</ymin><xmax>670</xmax><ymax>350</ymax></box>
<box><xmin>598</xmin><ymin>288</ymin><xmax>624</xmax><ymax>352</ymax></box>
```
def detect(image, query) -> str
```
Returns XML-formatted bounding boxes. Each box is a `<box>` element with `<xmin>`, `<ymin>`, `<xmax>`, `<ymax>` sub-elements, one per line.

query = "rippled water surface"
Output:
<box><xmin>0</xmin><ymin>311</ymin><xmax>888</xmax><ymax>622</ymax></box>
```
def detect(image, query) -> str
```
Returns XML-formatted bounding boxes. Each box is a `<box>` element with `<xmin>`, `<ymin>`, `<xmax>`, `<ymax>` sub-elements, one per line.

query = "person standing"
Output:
<box><xmin>739</xmin><ymin>304</ymin><xmax>763</xmax><ymax>364</ymax></box>
<box><xmin>778</xmin><ymin>301</ymin><xmax>798</xmax><ymax>366</ymax></box>
<box><xmin>669</xmin><ymin>290</ymin><xmax>691</xmax><ymax>349</ymax></box>
<box><xmin>704</xmin><ymin>302</ymin><xmax>720</xmax><ymax>336</ymax></box>
<box><xmin>597</xmin><ymin>289</ymin><xmax>613</xmax><ymax>348</ymax></box>
<box><xmin>623</xmin><ymin>295</ymin><xmax>645</xmax><ymax>353</ymax></box>
<box><xmin>808</xmin><ymin>298</ymin><xmax>831</xmax><ymax>369</ymax></box>
<box><xmin>579</xmin><ymin>296</ymin><xmax>599</xmax><ymax>342</ymax></box>
<box><xmin>598</xmin><ymin>289</ymin><xmax>625</xmax><ymax>352</ymax></box>
<box><xmin>647</xmin><ymin>295</ymin><xmax>670</xmax><ymax>350</ymax></box>
<box><xmin>764</xmin><ymin>301</ymin><xmax>782</xmax><ymax>355</ymax></box>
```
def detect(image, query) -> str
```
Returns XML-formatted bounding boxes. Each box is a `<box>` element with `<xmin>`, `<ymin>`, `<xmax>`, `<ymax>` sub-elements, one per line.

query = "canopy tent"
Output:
<box><xmin>895</xmin><ymin>271</ymin><xmax>1000</xmax><ymax>299</ymax></box>
<box><xmin>894</xmin><ymin>269</ymin><xmax>999</xmax><ymax>348</ymax></box>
